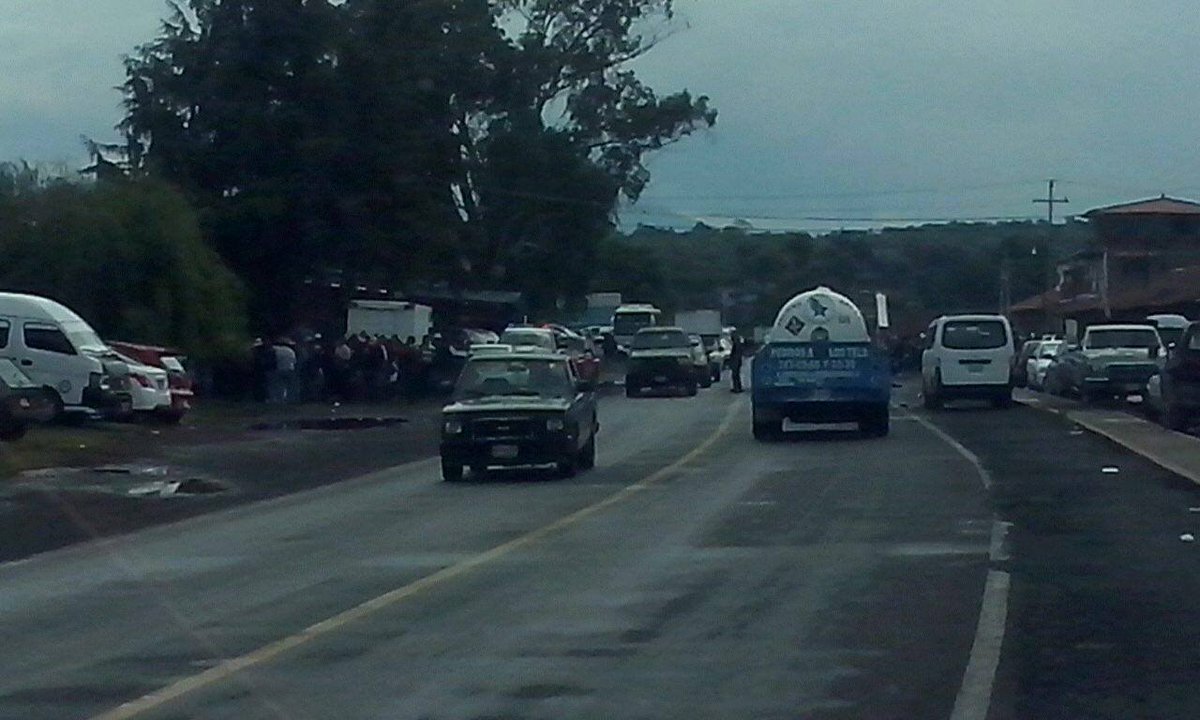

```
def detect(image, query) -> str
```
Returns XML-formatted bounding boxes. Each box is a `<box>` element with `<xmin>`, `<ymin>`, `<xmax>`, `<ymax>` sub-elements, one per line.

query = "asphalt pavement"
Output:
<box><xmin>5</xmin><ymin>378</ymin><xmax>1200</xmax><ymax>718</ymax></box>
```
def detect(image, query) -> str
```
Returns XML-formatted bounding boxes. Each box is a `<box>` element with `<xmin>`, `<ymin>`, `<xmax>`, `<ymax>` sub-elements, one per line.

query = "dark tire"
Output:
<box><xmin>1165</xmin><ymin>403</ymin><xmax>1190</xmax><ymax>432</ymax></box>
<box><xmin>625</xmin><ymin>383</ymin><xmax>638</xmax><ymax>398</ymax></box>
<box><xmin>711</xmin><ymin>366</ymin><xmax>721</xmax><ymax>383</ymax></box>
<box><xmin>470</xmin><ymin>464</ymin><xmax>488</xmax><ymax>479</ymax></box>
<box><xmin>1082</xmin><ymin>389</ymin><xmax>1104</xmax><ymax>405</ymax></box>
<box><xmin>441</xmin><ymin>461</ymin><xmax>464</xmax><ymax>482</ymax></box>
<box><xmin>578</xmin><ymin>434</ymin><xmax>596</xmax><ymax>470</ymax></box>
<box><xmin>686</xmin><ymin>380</ymin><xmax>699</xmax><ymax>397</ymax></box>
<box><xmin>43</xmin><ymin>389</ymin><xmax>65</xmax><ymax>422</ymax></box>
<box><xmin>922</xmin><ymin>380</ymin><xmax>943</xmax><ymax>410</ymax></box>
<box><xmin>753</xmin><ymin>419</ymin><xmax>781</xmax><ymax>441</ymax></box>
<box><xmin>860</xmin><ymin>406</ymin><xmax>890</xmax><ymax>437</ymax></box>
<box><xmin>0</xmin><ymin>421</ymin><xmax>28</xmax><ymax>441</ymax></box>
<box><xmin>992</xmin><ymin>390</ymin><xmax>1014</xmax><ymax>409</ymax></box>
<box><xmin>556</xmin><ymin>453</ymin><xmax>578</xmax><ymax>479</ymax></box>
<box><xmin>700</xmin><ymin>373</ymin><xmax>712</xmax><ymax>389</ymax></box>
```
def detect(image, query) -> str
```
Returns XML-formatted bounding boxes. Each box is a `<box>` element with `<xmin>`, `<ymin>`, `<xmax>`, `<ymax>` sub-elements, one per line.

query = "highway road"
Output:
<box><xmin>4</xmin><ymin>382</ymin><xmax>1200</xmax><ymax>719</ymax></box>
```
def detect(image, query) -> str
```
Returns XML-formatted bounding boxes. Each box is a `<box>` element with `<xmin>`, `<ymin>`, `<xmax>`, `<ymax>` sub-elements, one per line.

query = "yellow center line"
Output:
<box><xmin>91</xmin><ymin>397</ymin><xmax>746</xmax><ymax>720</ymax></box>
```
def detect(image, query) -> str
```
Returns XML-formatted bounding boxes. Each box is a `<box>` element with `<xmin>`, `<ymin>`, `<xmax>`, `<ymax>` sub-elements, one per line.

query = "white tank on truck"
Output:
<box><xmin>752</xmin><ymin>286</ymin><xmax>891</xmax><ymax>439</ymax></box>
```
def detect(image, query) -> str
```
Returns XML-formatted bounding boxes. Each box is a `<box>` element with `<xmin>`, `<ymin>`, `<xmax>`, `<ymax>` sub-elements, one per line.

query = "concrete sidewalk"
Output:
<box><xmin>1017</xmin><ymin>389</ymin><xmax>1200</xmax><ymax>486</ymax></box>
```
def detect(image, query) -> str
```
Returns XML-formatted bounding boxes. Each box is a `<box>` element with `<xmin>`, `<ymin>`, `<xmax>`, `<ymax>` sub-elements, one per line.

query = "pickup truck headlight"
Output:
<box><xmin>443</xmin><ymin>418</ymin><xmax>463</xmax><ymax>435</ymax></box>
<box><xmin>546</xmin><ymin>417</ymin><xmax>565</xmax><ymax>432</ymax></box>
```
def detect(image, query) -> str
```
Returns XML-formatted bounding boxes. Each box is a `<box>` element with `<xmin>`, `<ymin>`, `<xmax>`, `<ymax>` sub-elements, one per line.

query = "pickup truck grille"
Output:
<box><xmin>633</xmin><ymin>357</ymin><xmax>683</xmax><ymax>373</ymax></box>
<box><xmin>472</xmin><ymin>417</ymin><xmax>539</xmax><ymax>440</ymax></box>
<box><xmin>1107</xmin><ymin>363</ymin><xmax>1155</xmax><ymax>383</ymax></box>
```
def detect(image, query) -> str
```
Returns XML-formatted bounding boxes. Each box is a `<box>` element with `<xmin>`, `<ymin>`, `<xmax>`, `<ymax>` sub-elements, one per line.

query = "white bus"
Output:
<box><xmin>611</xmin><ymin>304</ymin><xmax>662</xmax><ymax>352</ymax></box>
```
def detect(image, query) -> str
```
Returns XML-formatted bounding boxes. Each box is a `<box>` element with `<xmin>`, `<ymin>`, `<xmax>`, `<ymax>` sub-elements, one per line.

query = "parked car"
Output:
<box><xmin>921</xmin><ymin>314</ymin><xmax>1015</xmax><ymax>409</ymax></box>
<box><xmin>1026</xmin><ymin>340</ymin><xmax>1063</xmax><ymax>391</ymax></box>
<box><xmin>0</xmin><ymin>292</ymin><xmax>124</xmax><ymax>419</ymax></box>
<box><xmin>0</xmin><ymin>357</ymin><xmax>60</xmax><ymax>440</ymax></box>
<box><xmin>500</xmin><ymin>326</ymin><xmax>557</xmax><ymax>352</ymax></box>
<box><xmin>625</xmin><ymin>327</ymin><xmax>698</xmax><ymax>397</ymax></box>
<box><xmin>1050</xmin><ymin>324</ymin><xmax>1162</xmax><ymax>402</ymax></box>
<box><xmin>542</xmin><ymin>325</ymin><xmax>601</xmax><ymax>384</ymax></box>
<box><xmin>1012</xmin><ymin>339</ymin><xmax>1042</xmax><ymax>388</ymax></box>
<box><xmin>439</xmin><ymin>350</ymin><xmax>599</xmax><ymax>481</ymax></box>
<box><xmin>687</xmin><ymin>334</ymin><xmax>713</xmax><ymax>388</ymax></box>
<box><xmin>107</xmin><ymin>341</ymin><xmax>194</xmax><ymax>422</ymax></box>
<box><xmin>107</xmin><ymin>351</ymin><xmax>174</xmax><ymax>420</ymax></box>
<box><xmin>703</xmin><ymin>329</ymin><xmax>733</xmax><ymax>382</ymax></box>
<box><xmin>1144</xmin><ymin>321</ymin><xmax>1200</xmax><ymax>430</ymax></box>
<box><xmin>1146</xmin><ymin>314</ymin><xmax>1189</xmax><ymax>349</ymax></box>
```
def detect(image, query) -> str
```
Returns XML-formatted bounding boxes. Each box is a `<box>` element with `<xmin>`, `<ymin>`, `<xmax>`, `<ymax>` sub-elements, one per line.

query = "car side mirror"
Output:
<box><xmin>1150</xmin><ymin>345</ymin><xmax>1161</xmax><ymax>358</ymax></box>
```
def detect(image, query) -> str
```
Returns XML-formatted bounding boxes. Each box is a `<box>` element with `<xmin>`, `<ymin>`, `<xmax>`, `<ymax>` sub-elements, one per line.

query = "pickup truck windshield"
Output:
<box><xmin>453</xmin><ymin>358</ymin><xmax>573</xmax><ymax>400</ymax></box>
<box><xmin>942</xmin><ymin>320</ymin><xmax>1008</xmax><ymax>350</ymax></box>
<box><xmin>1084</xmin><ymin>329</ymin><xmax>1159</xmax><ymax>349</ymax></box>
<box><xmin>632</xmin><ymin>331</ymin><xmax>689</xmax><ymax>350</ymax></box>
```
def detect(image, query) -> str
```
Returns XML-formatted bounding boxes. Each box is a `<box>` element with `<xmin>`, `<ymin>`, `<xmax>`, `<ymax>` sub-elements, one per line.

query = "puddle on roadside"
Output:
<box><xmin>9</xmin><ymin>462</ymin><xmax>233</xmax><ymax>499</ymax></box>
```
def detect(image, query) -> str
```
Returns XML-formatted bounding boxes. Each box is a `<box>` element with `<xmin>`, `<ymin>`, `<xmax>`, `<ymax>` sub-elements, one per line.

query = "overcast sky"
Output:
<box><xmin>5</xmin><ymin>0</ymin><xmax>1200</xmax><ymax>232</ymax></box>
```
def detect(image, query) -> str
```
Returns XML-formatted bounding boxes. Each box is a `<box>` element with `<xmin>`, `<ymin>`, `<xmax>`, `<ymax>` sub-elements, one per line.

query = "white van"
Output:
<box><xmin>0</xmin><ymin>292</ymin><xmax>116</xmax><ymax>416</ymax></box>
<box><xmin>921</xmin><ymin>314</ymin><xmax>1015</xmax><ymax>409</ymax></box>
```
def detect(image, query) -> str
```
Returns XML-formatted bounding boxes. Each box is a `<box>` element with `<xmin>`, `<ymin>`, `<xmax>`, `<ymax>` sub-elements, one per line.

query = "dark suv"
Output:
<box><xmin>440</xmin><ymin>351</ymin><xmax>599</xmax><ymax>481</ymax></box>
<box><xmin>1154</xmin><ymin>321</ymin><xmax>1200</xmax><ymax>430</ymax></box>
<box><xmin>625</xmin><ymin>327</ymin><xmax>697</xmax><ymax>397</ymax></box>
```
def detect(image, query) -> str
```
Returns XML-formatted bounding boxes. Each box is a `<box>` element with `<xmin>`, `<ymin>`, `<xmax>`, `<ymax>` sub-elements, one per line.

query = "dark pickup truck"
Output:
<box><xmin>440</xmin><ymin>351</ymin><xmax>599</xmax><ymax>481</ymax></box>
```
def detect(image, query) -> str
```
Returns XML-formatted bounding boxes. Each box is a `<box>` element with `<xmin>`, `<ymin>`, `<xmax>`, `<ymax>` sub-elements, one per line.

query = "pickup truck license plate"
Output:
<box><xmin>491</xmin><ymin>444</ymin><xmax>519</xmax><ymax>459</ymax></box>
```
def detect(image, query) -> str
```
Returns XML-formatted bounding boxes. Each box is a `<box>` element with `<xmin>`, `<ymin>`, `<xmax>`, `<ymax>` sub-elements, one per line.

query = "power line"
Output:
<box><xmin>638</xmin><ymin>178</ymin><xmax>1046</xmax><ymax>202</ymax></box>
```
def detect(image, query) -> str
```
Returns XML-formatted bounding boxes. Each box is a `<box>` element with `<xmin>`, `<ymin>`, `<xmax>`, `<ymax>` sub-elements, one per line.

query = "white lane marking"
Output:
<box><xmin>908</xmin><ymin>413</ymin><xmax>993</xmax><ymax>490</ymax></box>
<box><xmin>907</xmin><ymin>410</ymin><xmax>1010</xmax><ymax>720</ymax></box>
<box><xmin>950</xmin><ymin>570</ymin><xmax>1011</xmax><ymax>720</ymax></box>
<box><xmin>989</xmin><ymin>521</ymin><xmax>1012</xmax><ymax>563</ymax></box>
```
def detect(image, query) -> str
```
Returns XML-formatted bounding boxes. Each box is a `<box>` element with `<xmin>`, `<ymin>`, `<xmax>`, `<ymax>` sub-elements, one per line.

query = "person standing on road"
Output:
<box><xmin>729</xmin><ymin>333</ymin><xmax>746</xmax><ymax>393</ymax></box>
<box><xmin>271</xmin><ymin>338</ymin><xmax>297</xmax><ymax>404</ymax></box>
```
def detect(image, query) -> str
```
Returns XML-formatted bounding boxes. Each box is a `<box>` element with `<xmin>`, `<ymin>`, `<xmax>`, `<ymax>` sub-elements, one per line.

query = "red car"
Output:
<box><xmin>106</xmin><ymin>341</ymin><xmax>195</xmax><ymax>421</ymax></box>
<box><xmin>541</xmin><ymin>324</ymin><xmax>601</xmax><ymax>384</ymax></box>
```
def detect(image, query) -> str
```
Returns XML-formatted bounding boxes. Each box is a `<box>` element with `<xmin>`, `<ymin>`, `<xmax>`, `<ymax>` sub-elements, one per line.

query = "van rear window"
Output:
<box><xmin>942</xmin><ymin>320</ymin><xmax>1008</xmax><ymax>350</ymax></box>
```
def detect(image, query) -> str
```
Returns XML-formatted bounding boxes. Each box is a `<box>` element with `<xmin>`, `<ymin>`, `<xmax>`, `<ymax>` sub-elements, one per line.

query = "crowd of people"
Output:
<box><xmin>248</xmin><ymin>333</ymin><xmax>455</xmax><ymax>404</ymax></box>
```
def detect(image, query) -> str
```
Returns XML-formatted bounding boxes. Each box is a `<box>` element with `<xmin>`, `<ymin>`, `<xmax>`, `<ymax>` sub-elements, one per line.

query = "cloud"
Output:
<box><xmin>0</xmin><ymin>0</ymin><xmax>165</xmax><ymax>163</ymax></box>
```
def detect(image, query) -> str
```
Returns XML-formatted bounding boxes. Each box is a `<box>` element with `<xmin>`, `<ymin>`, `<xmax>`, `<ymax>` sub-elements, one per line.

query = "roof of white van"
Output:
<box><xmin>0</xmin><ymin>292</ymin><xmax>89</xmax><ymax>325</ymax></box>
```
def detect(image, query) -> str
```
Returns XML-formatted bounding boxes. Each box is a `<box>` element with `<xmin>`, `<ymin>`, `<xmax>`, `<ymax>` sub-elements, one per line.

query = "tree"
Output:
<box><xmin>118</xmin><ymin>0</ymin><xmax>717</xmax><ymax>322</ymax></box>
<box><xmin>0</xmin><ymin>168</ymin><xmax>247</xmax><ymax>358</ymax></box>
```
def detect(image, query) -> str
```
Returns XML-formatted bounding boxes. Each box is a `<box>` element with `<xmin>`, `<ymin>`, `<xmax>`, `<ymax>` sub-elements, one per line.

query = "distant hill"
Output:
<box><xmin>591</xmin><ymin>219</ymin><xmax>1093</xmax><ymax>333</ymax></box>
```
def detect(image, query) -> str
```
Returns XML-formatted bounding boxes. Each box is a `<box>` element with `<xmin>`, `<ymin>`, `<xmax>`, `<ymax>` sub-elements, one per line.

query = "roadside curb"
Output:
<box><xmin>1017</xmin><ymin>396</ymin><xmax>1200</xmax><ymax>486</ymax></box>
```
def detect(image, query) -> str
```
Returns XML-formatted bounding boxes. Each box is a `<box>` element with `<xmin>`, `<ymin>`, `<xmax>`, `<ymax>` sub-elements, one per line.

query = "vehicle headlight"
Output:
<box><xmin>677</xmin><ymin>357</ymin><xmax>691</xmax><ymax>366</ymax></box>
<box><xmin>546</xmin><ymin>417</ymin><xmax>565</xmax><ymax>432</ymax></box>
<box><xmin>443</xmin><ymin>418</ymin><xmax>463</xmax><ymax>435</ymax></box>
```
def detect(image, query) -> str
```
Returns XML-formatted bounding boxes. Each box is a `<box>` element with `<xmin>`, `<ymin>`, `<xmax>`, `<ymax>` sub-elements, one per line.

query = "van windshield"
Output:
<box><xmin>613</xmin><ymin>313</ymin><xmax>656</xmax><ymax>336</ymax></box>
<box><xmin>942</xmin><ymin>320</ymin><xmax>1008</xmax><ymax>350</ymax></box>
<box><xmin>61</xmin><ymin>320</ymin><xmax>107</xmax><ymax>354</ymax></box>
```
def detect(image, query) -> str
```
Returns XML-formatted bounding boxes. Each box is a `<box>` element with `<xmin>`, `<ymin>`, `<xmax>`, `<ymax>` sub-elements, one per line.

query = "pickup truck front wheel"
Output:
<box><xmin>578</xmin><ymin>434</ymin><xmax>596</xmax><ymax>469</ymax></box>
<box><xmin>441</xmin><ymin>460</ymin><xmax>464</xmax><ymax>482</ymax></box>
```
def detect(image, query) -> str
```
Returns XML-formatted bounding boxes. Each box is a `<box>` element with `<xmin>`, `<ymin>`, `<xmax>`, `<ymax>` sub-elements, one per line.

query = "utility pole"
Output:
<box><xmin>1031</xmin><ymin>179</ymin><xmax>1068</xmax><ymax>333</ymax></box>
<box><xmin>1033</xmin><ymin>179</ymin><xmax>1069</xmax><ymax>226</ymax></box>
